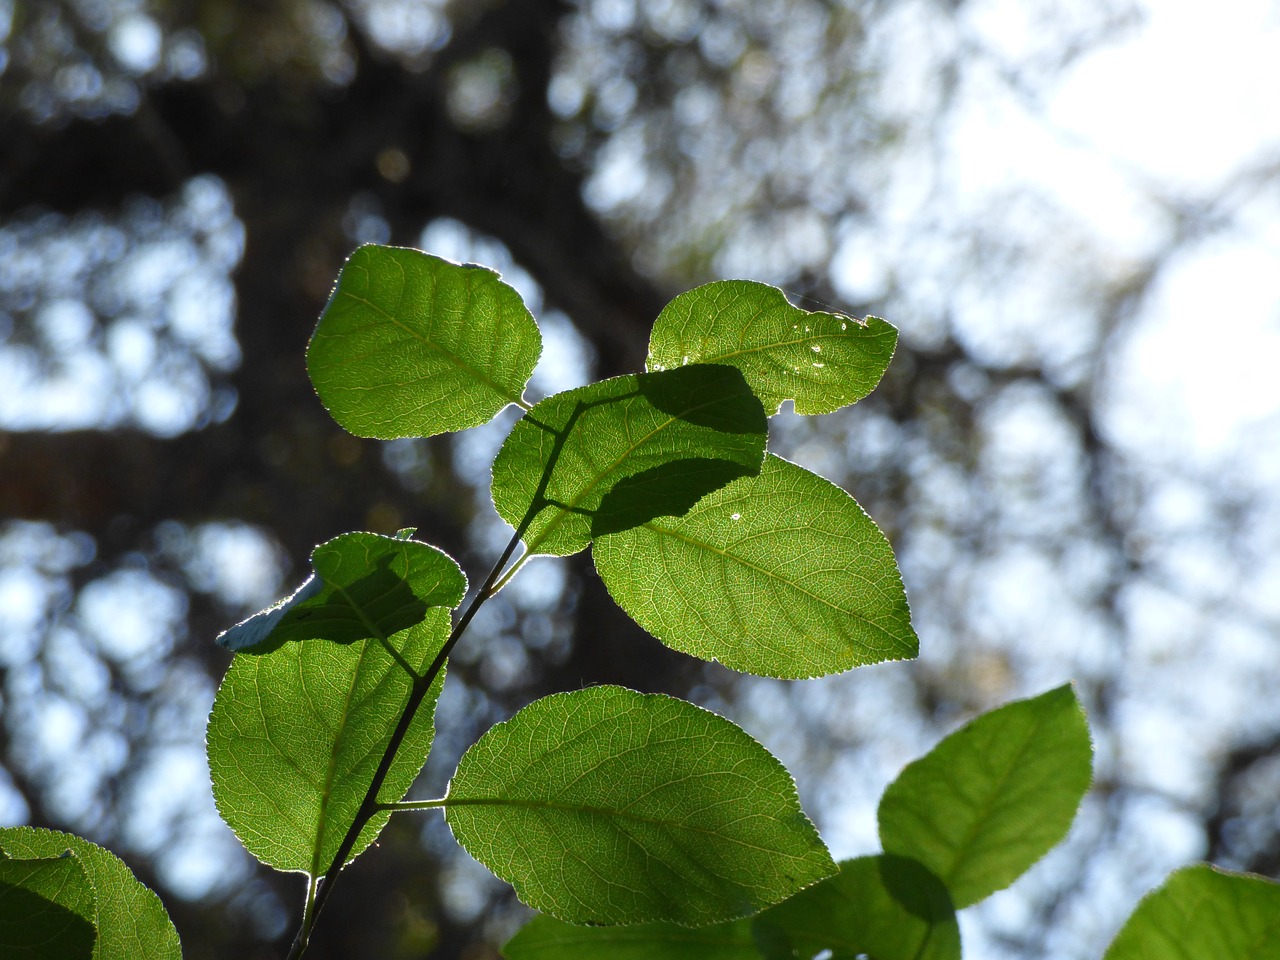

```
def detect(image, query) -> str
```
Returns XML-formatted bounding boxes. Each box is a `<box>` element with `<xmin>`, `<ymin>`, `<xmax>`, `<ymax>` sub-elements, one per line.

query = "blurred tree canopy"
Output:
<box><xmin>3</xmin><ymin>1</ymin><xmax>1280</xmax><ymax>958</ymax></box>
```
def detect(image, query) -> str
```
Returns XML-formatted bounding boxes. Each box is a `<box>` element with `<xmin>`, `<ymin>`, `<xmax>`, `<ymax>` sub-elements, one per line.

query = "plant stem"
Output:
<box><xmin>285</xmin><ymin>523</ymin><xmax>527</xmax><ymax>959</ymax></box>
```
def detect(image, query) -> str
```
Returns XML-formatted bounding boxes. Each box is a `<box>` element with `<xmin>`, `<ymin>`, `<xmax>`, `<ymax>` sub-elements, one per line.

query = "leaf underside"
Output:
<box><xmin>207</xmin><ymin>616</ymin><xmax>449</xmax><ymax>874</ymax></box>
<box><xmin>594</xmin><ymin>453</ymin><xmax>918</xmax><ymax>679</ymax></box>
<box><xmin>445</xmin><ymin>686</ymin><xmax>835</xmax><ymax>926</ymax></box>
<box><xmin>0</xmin><ymin>855</ymin><xmax>96</xmax><ymax>960</ymax></box>
<box><xmin>307</xmin><ymin>244</ymin><xmax>543</xmax><ymax>439</ymax></box>
<box><xmin>647</xmin><ymin>279</ymin><xmax>898</xmax><ymax>416</ymax></box>
<box><xmin>877</xmin><ymin>684</ymin><xmax>1093</xmax><ymax>908</ymax></box>
<box><xmin>491</xmin><ymin>364</ymin><xmax>767</xmax><ymax>557</ymax></box>
<box><xmin>0</xmin><ymin>826</ymin><xmax>181</xmax><ymax>960</ymax></box>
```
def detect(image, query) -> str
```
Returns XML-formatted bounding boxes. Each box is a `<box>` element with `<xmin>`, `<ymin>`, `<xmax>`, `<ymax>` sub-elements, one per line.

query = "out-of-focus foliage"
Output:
<box><xmin>3</xmin><ymin>0</ymin><xmax>1279</xmax><ymax>958</ymax></box>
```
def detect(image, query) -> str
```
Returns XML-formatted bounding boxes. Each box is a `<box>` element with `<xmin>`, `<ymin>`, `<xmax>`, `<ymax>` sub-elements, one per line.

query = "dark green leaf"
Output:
<box><xmin>445</xmin><ymin>686</ymin><xmax>835</xmax><ymax>925</ymax></box>
<box><xmin>752</xmin><ymin>855</ymin><xmax>959</xmax><ymax>960</ymax></box>
<box><xmin>217</xmin><ymin>531</ymin><xmax>466</xmax><ymax>653</ymax></box>
<box><xmin>1103</xmin><ymin>864</ymin><xmax>1280</xmax><ymax>960</ymax></box>
<box><xmin>491</xmin><ymin>365</ymin><xmax>767</xmax><ymax>556</ymax></box>
<box><xmin>594</xmin><ymin>454</ymin><xmax>918</xmax><ymax>678</ymax></box>
<box><xmin>0</xmin><ymin>827</ymin><xmax>181</xmax><ymax>960</ymax></box>
<box><xmin>647</xmin><ymin>280</ymin><xmax>897</xmax><ymax>415</ymax></box>
<box><xmin>503</xmin><ymin>915</ymin><xmax>758</xmax><ymax>960</ymax></box>
<box><xmin>307</xmin><ymin>244</ymin><xmax>542</xmax><ymax>438</ymax></box>
<box><xmin>878</xmin><ymin>685</ymin><xmax>1092</xmax><ymax>908</ymax></box>
<box><xmin>0</xmin><ymin>854</ymin><xmax>96</xmax><ymax>960</ymax></box>
<box><xmin>207</xmin><ymin>616</ymin><xmax>449</xmax><ymax>873</ymax></box>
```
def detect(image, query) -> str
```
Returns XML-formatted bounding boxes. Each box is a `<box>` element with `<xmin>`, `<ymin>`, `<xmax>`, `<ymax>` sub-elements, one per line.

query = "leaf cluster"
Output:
<box><xmin>5</xmin><ymin>245</ymin><xmax>1274</xmax><ymax>960</ymax></box>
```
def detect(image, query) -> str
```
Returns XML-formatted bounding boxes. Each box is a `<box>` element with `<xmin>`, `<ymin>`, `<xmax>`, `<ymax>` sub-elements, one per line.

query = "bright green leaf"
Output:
<box><xmin>307</xmin><ymin>244</ymin><xmax>543</xmax><ymax>439</ymax></box>
<box><xmin>877</xmin><ymin>684</ymin><xmax>1092</xmax><ymax>908</ymax></box>
<box><xmin>0</xmin><ymin>854</ymin><xmax>96</xmax><ymax>960</ymax></box>
<box><xmin>207</xmin><ymin>616</ymin><xmax>449</xmax><ymax>874</ymax></box>
<box><xmin>1103</xmin><ymin>864</ymin><xmax>1280</xmax><ymax>960</ymax></box>
<box><xmin>647</xmin><ymin>280</ymin><xmax>898</xmax><ymax>415</ymax></box>
<box><xmin>445</xmin><ymin>686</ymin><xmax>835</xmax><ymax>925</ymax></box>
<box><xmin>217</xmin><ymin>531</ymin><xmax>466</xmax><ymax>653</ymax></box>
<box><xmin>503</xmin><ymin>915</ymin><xmax>758</xmax><ymax>960</ymax></box>
<box><xmin>491</xmin><ymin>364</ymin><xmax>767</xmax><ymax>556</ymax></box>
<box><xmin>752</xmin><ymin>855</ymin><xmax>960</xmax><ymax>960</ymax></box>
<box><xmin>0</xmin><ymin>827</ymin><xmax>180</xmax><ymax>960</ymax></box>
<box><xmin>594</xmin><ymin>454</ymin><xmax>917</xmax><ymax>678</ymax></box>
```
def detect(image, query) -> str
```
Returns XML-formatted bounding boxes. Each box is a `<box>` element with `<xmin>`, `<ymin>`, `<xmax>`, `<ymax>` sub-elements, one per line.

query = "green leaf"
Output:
<box><xmin>0</xmin><ymin>854</ymin><xmax>96</xmax><ymax>960</ymax></box>
<box><xmin>0</xmin><ymin>827</ymin><xmax>181</xmax><ymax>960</ymax></box>
<box><xmin>503</xmin><ymin>915</ymin><xmax>758</xmax><ymax>960</ymax></box>
<box><xmin>445</xmin><ymin>685</ymin><xmax>835</xmax><ymax>925</ymax></box>
<box><xmin>594</xmin><ymin>454</ymin><xmax>917</xmax><ymax>679</ymax></box>
<box><xmin>752</xmin><ymin>855</ymin><xmax>960</xmax><ymax>960</ymax></box>
<box><xmin>647</xmin><ymin>280</ymin><xmax>898</xmax><ymax>415</ymax></box>
<box><xmin>217</xmin><ymin>531</ymin><xmax>466</xmax><ymax>653</ymax></box>
<box><xmin>207</xmin><ymin>616</ymin><xmax>450</xmax><ymax>874</ymax></box>
<box><xmin>307</xmin><ymin>244</ymin><xmax>543</xmax><ymax>439</ymax></box>
<box><xmin>877</xmin><ymin>684</ymin><xmax>1092</xmax><ymax>908</ymax></box>
<box><xmin>1103</xmin><ymin>864</ymin><xmax>1280</xmax><ymax>960</ymax></box>
<box><xmin>491</xmin><ymin>364</ymin><xmax>768</xmax><ymax>557</ymax></box>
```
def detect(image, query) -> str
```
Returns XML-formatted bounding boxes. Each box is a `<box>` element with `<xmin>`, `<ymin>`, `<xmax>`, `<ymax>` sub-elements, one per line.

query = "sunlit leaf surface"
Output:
<box><xmin>491</xmin><ymin>365</ymin><xmax>767</xmax><ymax>556</ymax></box>
<box><xmin>307</xmin><ymin>244</ymin><xmax>543</xmax><ymax>438</ymax></box>
<box><xmin>647</xmin><ymin>280</ymin><xmax>897</xmax><ymax>415</ymax></box>
<box><xmin>0</xmin><ymin>854</ymin><xmax>96</xmax><ymax>960</ymax></box>
<box><xmin>877</xmin><ymin>685</ymin><xmax>1092</xmax><ymax>908</ymax></box>
<box><xmin>207</xmin><ymin>616</ymin><xmax>449</xmax><ymax>874</ymax></box>
<box><xmin>1102</xmin><ymin>864</ymin><xmax>1280</xmax><ymax>960</ymax></box>
<box><xmin>752</xmin><ymin>855</ymin><xmax>960</xmax><ymax>960</ymax></box>
<box><xmin>446</xmin><ymin>686</ymin><xmax>835</xmax><ymax>925</ymax></box>
<box><xmin>503</xmin><ymin>915</ymin><xmax>757</xmax><ymax>960</ymax></box>
<box><xmin>0</xmin><ymin>827</ymin><xmax>181</xmax><ymax>960</ymax></box>
<box><xmin>594</xmin><ymin>453</ymin><xmax>917</xmax><ymax>678</ymax></box>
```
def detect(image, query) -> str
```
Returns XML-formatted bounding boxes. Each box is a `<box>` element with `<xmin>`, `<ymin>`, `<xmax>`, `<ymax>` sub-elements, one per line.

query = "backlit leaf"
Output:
<box><xmin>445</xmin><ymin>686</ymin><xmax>835</xmax><ymax>925</ymax></box>
<box><xmin>877</xmin><ymin>685</ymin><xmax>1092</xmax><ymax>908</ymax></box>
<box><xmin>594</xmin><ymin>454</ymin><xmax>917</xmax><ymax>678</ymax></box>
<box><xmin>491</xmin><ymin>364</ymin><xmax>767</xmax><ymax>556</ymax></box>
<box><xmin>503</xmin><ymin>915</ymin><xmax>757</xmax><ymax>960</ymax></box>
<box><xmin>207</xmin><ymin>616</ymin><xmax>450</xmax><ymax>874</ymax></box>
<box><xmin>307</xmin><ymin>244</ymin><xmax>542</xmax><ymax>439</ymax></box>
<box><xmin>752</xmin><ymin>855</ymin><xmax>959</xmax><ymax>960</ymax></box>
<box><xmin>1103</xmin><ymin>864</ymin><xmax>1280</xmax><ymax>960</ymax></box>
<box><xmin>0</xmin><ymin>854</ymin><xmax>96</xmax><ymax>960</ymax></box>
<box><xmin>0</xmin><ymin>827</ymin><xmax>181</xmax><ymax>960</ymax></box>
<box><xmin>217</xmin><ymin>531</ymin><xmax>466</xmax><ymax>653</ymax></box>
<box><xmin>647</xmin><ymin>280</ymin><xmax>897</xmax><ymax>415</ymax></box>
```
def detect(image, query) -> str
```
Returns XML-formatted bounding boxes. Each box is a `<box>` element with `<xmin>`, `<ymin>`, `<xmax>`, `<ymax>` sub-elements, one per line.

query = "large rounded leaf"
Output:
<box><xmin>1103</xmin><ymin>864</ymin><xmax>1280</xmax><ymax>960</ymax></box>
<box><xmin>647</xmin><ymin>280</ymin><xmax>897</xmax><ymax>415</ymax></box>
<box><xmin>0</xmin><ymin>827</ymin><xmax>181</xmax><ymax>960</ymax></box>
<box><xmin>594</xmin><ymin>454</ymin><xmax>917</xmax><ymax>678</ymax></box>
<box><xmin>491</xmin><ymin>365</ymin><xmax>767</xmax><ymax>556</ymax></box>
<box><xmin>877</xmin><ymin>685</ymin><xmax>1092</xmax><ymax>908</ymax></box>
<box><xmin>503</xmin><ymin>915</ymin><xmax>757</xmax><ymax>960</ymax></box>
<box><xmin>445</xmin><ymin>686</ymin><xmax>835</xmax><ymax>925</ymax></box>
<box><xmin>307</xmin><ymin>244</ymin><xmax>543</xmax><ymax>438</ymax></box>
<box><xmin>208</xmin><ymin>616</ymin><xmax>450</xmax><ymax>874</ymax></box>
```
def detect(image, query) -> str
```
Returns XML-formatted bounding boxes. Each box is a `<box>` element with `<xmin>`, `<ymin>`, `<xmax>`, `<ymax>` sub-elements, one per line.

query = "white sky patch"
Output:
<box><xmin>1048</xmin><ymin>1</ymin><xmax>1280</xmax><ymax>190</ymax></box>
